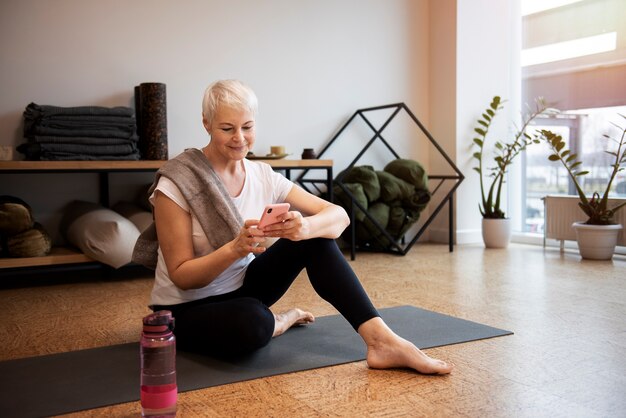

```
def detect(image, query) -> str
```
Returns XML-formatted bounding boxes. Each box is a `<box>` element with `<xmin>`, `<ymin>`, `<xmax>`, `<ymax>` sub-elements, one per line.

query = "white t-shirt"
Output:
<box><xmin>149</xmin><ymin>158</ymin><xmax>293</xmax><ymax>306</ymax></box>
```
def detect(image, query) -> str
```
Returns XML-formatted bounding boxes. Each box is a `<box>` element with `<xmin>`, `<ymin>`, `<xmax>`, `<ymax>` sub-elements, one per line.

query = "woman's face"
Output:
<box><xmin>204</xmin><ymin>105</ymin><xmax>255</xmax><ymax>161</ymax></box>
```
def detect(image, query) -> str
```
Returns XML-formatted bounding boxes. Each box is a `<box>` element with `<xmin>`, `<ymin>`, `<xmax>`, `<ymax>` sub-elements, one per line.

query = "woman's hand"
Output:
<box><xmin>231</xmin><ymin>219</ymin><xmax>272</xmax><ymax>256</ymax></box>
<box><xmin>259</xmin><ymin>210</ymin><xmax>311</xmax><ymax>241</ymax></box>
<box><xmin>278</xmin><ymin>185</ymin><xmax>349</xmax><ymax>240</ymax></box>
<box><xmin>256</xmin><ymin>185</ymin><xmax>350</xmax><ymax>242</ymax></box>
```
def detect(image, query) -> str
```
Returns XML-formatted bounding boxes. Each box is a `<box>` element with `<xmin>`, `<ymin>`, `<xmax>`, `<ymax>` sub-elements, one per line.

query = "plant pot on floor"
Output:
<box><xmin>572</xmin><ymin>222</ymin><xmax>623</xmax><ymax>260</ymax></box>
<box><xmin>482</xmin><ymin>218</ymin><xmax>512</xmax><ymax>248</ymax></box>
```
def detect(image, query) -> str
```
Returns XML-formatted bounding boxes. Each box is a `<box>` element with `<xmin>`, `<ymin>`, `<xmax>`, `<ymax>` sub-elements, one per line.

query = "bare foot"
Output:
<box><xmin>359</xmin><ymin>317</ymin><xmax>453</xmax><ymax>375</ymax></box>
<box><xmin>272</xmin><ymin>308</ymin><xmax>315</xmax><ymax>337</ymax></box>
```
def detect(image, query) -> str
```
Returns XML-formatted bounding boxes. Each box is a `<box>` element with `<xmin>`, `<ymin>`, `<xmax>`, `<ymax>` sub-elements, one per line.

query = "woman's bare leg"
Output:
<box><xmin>273</xmin><ymin>308</ymin><xmax>315</xmax><ymax>337</ymax></box>
<box><xmin>358</xmin><ymin>317</ymin><xmax>453</xmax><ymax>375</ymax></box>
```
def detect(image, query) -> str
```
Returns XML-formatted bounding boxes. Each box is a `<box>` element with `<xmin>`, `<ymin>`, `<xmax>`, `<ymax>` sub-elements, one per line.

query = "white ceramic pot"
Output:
<box><xmin>572</xmin><ymin>222</ymin><xmax>623</xmax><ymax>260</ymax></box>
<box><xmin>482</xmin><ymin>218</ymin><xmax>512</xmax><ymax>248</ymax></box>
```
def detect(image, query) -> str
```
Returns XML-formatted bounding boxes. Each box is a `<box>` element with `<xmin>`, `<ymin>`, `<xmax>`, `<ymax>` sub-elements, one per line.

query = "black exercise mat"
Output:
<box><xmin>0</xmin><ymin>305</ymin><xmax>512</xmax><ymax>417</ymax></box>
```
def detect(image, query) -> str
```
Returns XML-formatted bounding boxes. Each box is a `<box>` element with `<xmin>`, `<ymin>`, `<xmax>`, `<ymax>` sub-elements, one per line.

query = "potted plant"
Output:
<box><xmin>537</xmin><ymin>116</ymin><xmax>626</xmax><ymax>260</ymax></box>
<box><xmin>471</xmin><ymin>96</ymin><xmax>553</xmax><ymax>248</ymax></box>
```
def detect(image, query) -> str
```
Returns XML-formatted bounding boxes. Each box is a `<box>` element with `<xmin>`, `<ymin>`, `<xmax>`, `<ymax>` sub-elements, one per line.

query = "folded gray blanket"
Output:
<box><xmin>29</xmin><ymin>126</ymin><xmax>137</xmax><ymax>139</ymax></box>
<box><xmin>24</xmin><ymin>102</ymin><xmax>134</xmax><ymax>118</ymax></box>
<box><xmin>20</xmin><ymin>102</ymin><xmax>140</xmax><ymax>160</ymax></box>
<box><xmin>30</xmin><ymin>135</ymin><xmax>137</xmax><ymax>145</ymax></box>
<box><xmin>18</xmin><ymin>142</ymin><xmax>138</xmax><ymax>156</ymax></box>
<box><xmin>37</xmin><ymin>152</ymin><xmax>141</xmax><ymax>161</ymax></box>
<box><xmin>24</xmin><ymin>118</ymin><xmax>136</xmax><ymax>137</ymax></box>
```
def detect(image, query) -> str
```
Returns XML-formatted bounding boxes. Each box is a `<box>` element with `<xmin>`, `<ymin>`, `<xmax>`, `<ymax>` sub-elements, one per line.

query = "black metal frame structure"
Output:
<box><xmin>269</xmin><ymin>162</ymin><xmax>333</xmax><ymax>202</ymax></box>
<box><xmin>298</xmin><ymin>103</ymin><xmax>464</xmax><ymax>260</ymax></box>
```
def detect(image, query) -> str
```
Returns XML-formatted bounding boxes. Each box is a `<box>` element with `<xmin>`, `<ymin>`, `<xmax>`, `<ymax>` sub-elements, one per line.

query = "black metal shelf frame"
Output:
<box><xmin>298</xmin><ymin>103</ymin><xmax>464</xmax><ymax>260</ymax></box>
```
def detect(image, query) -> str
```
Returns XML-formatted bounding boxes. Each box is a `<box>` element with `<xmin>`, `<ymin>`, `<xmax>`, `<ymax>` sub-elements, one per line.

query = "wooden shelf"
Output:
<box><xmin>0</xmin><ymin>247</ymin><xmax>94</xmax><ymax>269</ymax></box>
<box><xmin>0</xmin><ymin>160</ymin><xmax>165</xmax><ymax>172</ymax></box>
<box><xmin>0</xmin><ymin>158</ymin><xmax>334</xmax><ymax>272</ymax></box>
<box><xmin>0</xmin><ymin>161</ymin><xmax>163</xmax><ymax>271</ymax></box>
<box><xmin>0</xmin><ymin>159</ymin><xmax>331</xmax><ymax>171</ymax></box>
<box><xmin>258</xmin><ymin>159</ymin><xmax>333</xmax><ymax>168</ymax></box>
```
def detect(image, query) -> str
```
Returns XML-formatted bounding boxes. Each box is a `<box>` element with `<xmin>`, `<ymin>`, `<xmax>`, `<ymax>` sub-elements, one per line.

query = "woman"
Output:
<box><xmin>140</xmin><ymin>79</ymin><xmax>452</xmax><ymax>375</ymax></box>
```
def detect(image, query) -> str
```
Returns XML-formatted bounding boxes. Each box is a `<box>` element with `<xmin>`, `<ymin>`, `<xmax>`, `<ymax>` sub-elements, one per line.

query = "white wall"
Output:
<box><xmin>0</xmin><ymin>0</ymin><xmax>433</xmax><ymax>243</ymax></box>
<box><xmin>455</xmin><ymin>0</ymin><xmax>521</xmax><ymax>244</ymax></box>
<box><xmin>0</xmin><ymin>0</ymin><xmax>428</xmax><ymax>159</ymax></box>
<box><xmin>0</xmin><ymin>0</ymin><xmax>522</xmax><ymax>247</ymax></box>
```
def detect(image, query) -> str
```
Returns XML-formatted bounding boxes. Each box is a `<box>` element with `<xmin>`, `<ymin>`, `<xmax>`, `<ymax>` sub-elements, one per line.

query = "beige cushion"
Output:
<box><xmin>61</xmin><ymin>201</ymin><xmax>140</xmax><ymax>268</ymax></box>
<box><xmin>112</xmin><ymin>201</ymin><xmax>153</xmax><ymax>232</ymax></box>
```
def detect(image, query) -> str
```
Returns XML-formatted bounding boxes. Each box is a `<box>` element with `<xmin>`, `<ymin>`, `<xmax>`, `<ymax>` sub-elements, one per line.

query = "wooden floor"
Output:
<box><xmin>2</xmin><ymin>243</ymin><xmax>625</xmax><ymax>417</ymax></box>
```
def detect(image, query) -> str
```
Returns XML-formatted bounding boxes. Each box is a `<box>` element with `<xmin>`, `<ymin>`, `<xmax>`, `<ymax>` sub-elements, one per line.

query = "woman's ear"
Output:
<box><xmin>202</xmin><ymin>115</ymin><xmax>211</xmax><ymax>133</ymax></box>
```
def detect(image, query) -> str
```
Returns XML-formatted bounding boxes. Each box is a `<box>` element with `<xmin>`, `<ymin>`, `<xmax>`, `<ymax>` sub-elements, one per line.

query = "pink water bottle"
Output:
<box><xmin>140</xmin><ymin>310</ymin><xmax>177</xmax><ymax>417</ymax></box>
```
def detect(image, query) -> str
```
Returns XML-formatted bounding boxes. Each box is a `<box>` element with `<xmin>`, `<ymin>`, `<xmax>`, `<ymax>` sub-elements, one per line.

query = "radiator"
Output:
<box><xmin>544</xmin><ymin>195</ymin><xmax>626</xmax><ymax>246</ymax></box>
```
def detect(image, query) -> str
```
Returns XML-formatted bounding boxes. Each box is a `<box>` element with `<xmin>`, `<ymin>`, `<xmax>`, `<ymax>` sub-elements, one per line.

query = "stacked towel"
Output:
<box><xmin>18</xmin><ymin>103</ymin><xmax>141</xmax><ymax>160</ymax></box>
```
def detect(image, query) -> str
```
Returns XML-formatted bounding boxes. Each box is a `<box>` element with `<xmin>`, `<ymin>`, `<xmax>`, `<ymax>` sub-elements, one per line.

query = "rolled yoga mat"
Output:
<box><xmin>137</xmin><ymin>82</ymin><xmax>168</xmax><ymax>160</ymax></box>
<box><xmin>0</xmin><ymin>305</ymin><xmax>512</xmax><ymax>417</ymax></box>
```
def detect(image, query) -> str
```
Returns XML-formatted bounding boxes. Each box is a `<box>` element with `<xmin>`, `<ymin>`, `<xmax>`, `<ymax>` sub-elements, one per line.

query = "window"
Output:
<box><xmin>520</xmin><ymin>0</ymin><xmax>626</xmax><ymax>234</ymax></box>
<box><xmin>523</xmin><ymin>108</ymin><xmax>626</xmax><ymax>233</ymax></box>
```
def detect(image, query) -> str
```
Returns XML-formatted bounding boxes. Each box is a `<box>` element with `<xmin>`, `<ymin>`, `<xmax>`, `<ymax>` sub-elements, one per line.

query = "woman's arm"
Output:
<box><xmin>260</xmin><ymin>184</ymin><xmax>350</xmax><ymax>241</ymax></box>
<box><xmin>154</xmin><ymin>191</ymin><xmax>266</xmax><ymax>290</ymax></box>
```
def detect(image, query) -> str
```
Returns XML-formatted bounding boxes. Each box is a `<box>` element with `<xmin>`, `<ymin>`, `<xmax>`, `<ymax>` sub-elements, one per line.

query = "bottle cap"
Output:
<box><xmin>142</xmin><ymin>310</ymin><xmax>175</xmax><ymax>333</ymax></box>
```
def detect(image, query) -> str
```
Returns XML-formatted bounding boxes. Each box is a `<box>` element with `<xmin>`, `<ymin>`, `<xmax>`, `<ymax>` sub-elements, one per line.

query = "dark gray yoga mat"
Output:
<box><xmin>0</xmin><ymin>306</ymin><xmax>512</xmax><ymax>417</ymax></box>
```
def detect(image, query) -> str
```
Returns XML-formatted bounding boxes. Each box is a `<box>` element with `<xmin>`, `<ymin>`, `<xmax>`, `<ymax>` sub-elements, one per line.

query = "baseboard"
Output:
<box><xmin>457</xmin><ymin>228</ymin><xmax>483</xmax><ymax>245</ymax></box>
<box><xmin>428</xmin><ymin>227</ymin><xmax>482</xmax><ymax>245</ymax></box>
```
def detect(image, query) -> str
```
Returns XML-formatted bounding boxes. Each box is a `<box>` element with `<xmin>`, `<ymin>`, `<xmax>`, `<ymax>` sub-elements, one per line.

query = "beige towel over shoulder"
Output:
<box><xmin>132</xmin><ymin>148</ymin><xmax>243</xmax><ymax>269</ymax></box>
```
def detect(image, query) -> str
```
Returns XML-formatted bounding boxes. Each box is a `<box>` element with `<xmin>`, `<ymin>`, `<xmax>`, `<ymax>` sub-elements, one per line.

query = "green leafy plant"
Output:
<box><xmin>472</xmin><ymin>96</ymin><xmax>552</xmax><ymax>219</ymax></box>
<box><xmin>537</xmin><ymin>115</ymin><xmax>626</xmax><ymax>225</ymax></box>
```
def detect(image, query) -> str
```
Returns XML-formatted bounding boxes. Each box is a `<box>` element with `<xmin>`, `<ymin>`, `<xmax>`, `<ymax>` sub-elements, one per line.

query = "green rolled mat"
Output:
<box><xmin>333</xmin><ymin>182</ymin><xmax>368</xmax><ymax>222</ymax></box>
<box><xmin>341</xmin><ymin>165</ymin><xmax>380</xmax><ymax>202</ymax></box>
<box><xmin>384</xmin><ymin>158</ymin><xmax>429</xmax><ymax>191</ymax></box>
<box><xmin>376</xmin><ymin>170</ymin><xmax>415</xmax><ymax>203</ymax></box>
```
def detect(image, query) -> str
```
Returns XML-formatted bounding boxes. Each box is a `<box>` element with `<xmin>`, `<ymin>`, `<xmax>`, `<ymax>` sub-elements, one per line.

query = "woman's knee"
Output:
<box><xmin>289</xmin><ymin>237</ymin><xmax>338</xmax><ymax>254</ymax></box>
<box><xmin>230</xmin><ymin>299</ymin><xmax>274</xmax><ymax>351</ymax></box>
<box><xmin>172</xmin><ymin>298</ymin><xmax>274</xmax><ymax>355</ymax></box>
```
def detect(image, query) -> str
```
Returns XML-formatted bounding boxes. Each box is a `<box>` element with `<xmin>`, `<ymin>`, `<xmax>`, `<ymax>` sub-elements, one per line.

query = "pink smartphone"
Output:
<box><xmin>258</xmin><ymin>203</ymin><xmax>290</xmax><ymax>228</ymax></box>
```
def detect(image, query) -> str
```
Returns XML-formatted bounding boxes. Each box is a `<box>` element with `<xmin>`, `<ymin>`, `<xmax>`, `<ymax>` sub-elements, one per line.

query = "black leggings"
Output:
<box><xmin>153</xmin><ymin>238</ymin><xmax>379</xmax><ymax>356</ymax></box>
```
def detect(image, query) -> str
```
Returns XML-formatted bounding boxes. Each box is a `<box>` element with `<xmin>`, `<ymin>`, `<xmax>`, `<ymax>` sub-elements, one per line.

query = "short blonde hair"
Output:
<box><xmin>202</xmin><ymin>79</ymin><xmax>258</xmax><ymax>126</ymax></box>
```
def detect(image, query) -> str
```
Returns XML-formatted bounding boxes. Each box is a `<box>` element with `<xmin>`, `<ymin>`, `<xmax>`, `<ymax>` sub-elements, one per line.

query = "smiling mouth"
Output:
<box><xmin>229</xmin><ymin>145</ymin><xmax>248</xmax><ymax>153</ymax></box>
